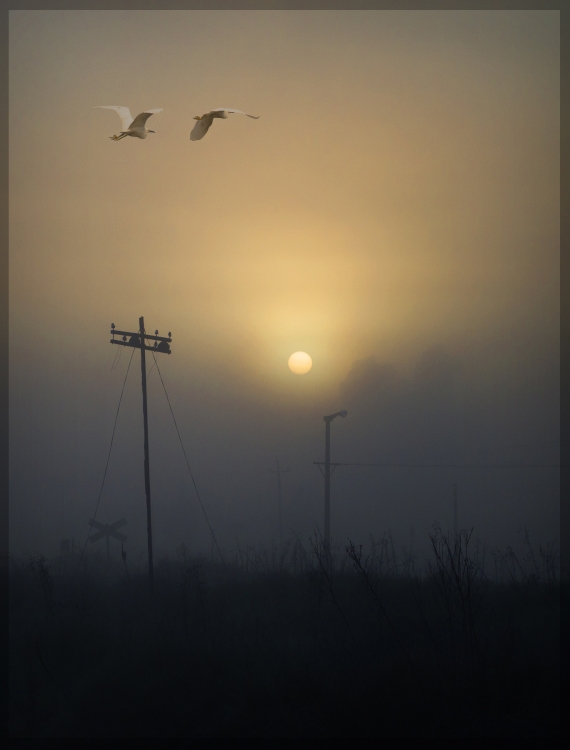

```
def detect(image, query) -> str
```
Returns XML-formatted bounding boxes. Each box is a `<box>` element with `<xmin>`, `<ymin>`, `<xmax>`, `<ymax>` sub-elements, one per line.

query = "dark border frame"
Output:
<box><xmin>0</xmin><ymin>3</ymin><xmax>564</xmax><ymax>739</ymax></box>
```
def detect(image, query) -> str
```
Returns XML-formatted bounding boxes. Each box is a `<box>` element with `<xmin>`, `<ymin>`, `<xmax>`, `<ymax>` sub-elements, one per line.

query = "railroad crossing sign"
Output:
<box><xmin>88</xmin><ymin>518</ymin><xmax>127</xmax><ymax>560</ymax></box>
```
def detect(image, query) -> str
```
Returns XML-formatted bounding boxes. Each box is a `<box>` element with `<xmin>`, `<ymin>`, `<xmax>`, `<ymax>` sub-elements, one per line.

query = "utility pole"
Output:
<box><xmin>269</xmin><ymin>456</ymin><xmax>289</xmax><ymax>550</ymax></box>
<box><xmin>324</xmin><ymin>419</ymin><xmax>331</xmax><ymax>549</ymax></box>
<box><xmin>109</xmin><ymin>318</ymin><xmax>172</xmax><ymax>588</ymax></box>
<box><xmin>453</xmin><ymin>483</ymin><xmax>458</xmax><ymax>540</ymax></box>
<box><xmin>323</xmin><ymin>411</ymin><xmax>347</xmax><ymax>551</ymax></box>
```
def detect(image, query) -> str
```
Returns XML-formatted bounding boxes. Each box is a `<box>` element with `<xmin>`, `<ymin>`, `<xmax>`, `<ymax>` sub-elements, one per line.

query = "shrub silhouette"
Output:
<box><xmin>8</xmin><ymin>532</ymin><xmax>561</xmax><ymax>738</ymax></box>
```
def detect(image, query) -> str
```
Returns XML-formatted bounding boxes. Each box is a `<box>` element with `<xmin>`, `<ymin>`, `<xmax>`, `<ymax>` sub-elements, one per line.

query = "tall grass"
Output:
<box><xmin>9</xmin><ymin>529</ymin><xmax>561</xmax><ymax>738</ymax></box>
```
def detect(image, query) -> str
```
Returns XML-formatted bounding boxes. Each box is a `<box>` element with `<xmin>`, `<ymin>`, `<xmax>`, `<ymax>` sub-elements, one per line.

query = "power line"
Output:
<box><xmin>456</xmin><ymin>438</ymin><xmax>562</xmax><ymax>453</ymax></box>
<box><xmin>495</xmin><ymin>439</ymin><xmax>563</xmax><ymax>450</ymax></box>
<box><xmin>313</xmin><ymin>462</ymin><xmax>560</xmax><ymax>469</ymax></box>
<box><xmin>73</xmin><ymin>348</ymin><xmax>135</xmax><ymax>580</ymax></box>
<box><xmin>152</xmin><ymin>353</ymin><xmax>229</xmax><ymax>578</ymax></box>
<box><xmin>404</xmin><ymin>438</ymin><xmax>562</xmax><ymax>463</ymax></box>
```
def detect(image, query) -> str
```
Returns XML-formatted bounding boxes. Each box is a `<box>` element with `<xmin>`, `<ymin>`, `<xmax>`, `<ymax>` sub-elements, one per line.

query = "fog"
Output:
<box><xmin>9</xmin><ymin>10</ymin><xmax>559</xmax><ymax>566</ymax></box>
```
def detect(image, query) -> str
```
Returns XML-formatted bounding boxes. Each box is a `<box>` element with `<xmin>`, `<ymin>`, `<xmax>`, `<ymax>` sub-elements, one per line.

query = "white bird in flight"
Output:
<box><xmin>190</xmin><ymin>108</ymin><xmax>260</xmax><ymax>141</ymax></box>
<box><xmin>94</xmin><ymin>106</ymin><xmax>163</xmax><ymax>141</ymax></box>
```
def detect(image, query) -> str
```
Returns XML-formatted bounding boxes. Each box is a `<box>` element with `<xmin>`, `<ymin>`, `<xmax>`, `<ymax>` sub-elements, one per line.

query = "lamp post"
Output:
<box><xmin>323</xmin><ymin>410</ymin><xmax>347</xmax><ymax>552</ymax></box>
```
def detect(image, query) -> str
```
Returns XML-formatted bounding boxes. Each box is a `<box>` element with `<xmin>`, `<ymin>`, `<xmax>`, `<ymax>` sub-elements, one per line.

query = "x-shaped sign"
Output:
<box><xmin>88</xmin><ymin>518</ymin><xmax>127</xmax><ymax>544</ymax></box>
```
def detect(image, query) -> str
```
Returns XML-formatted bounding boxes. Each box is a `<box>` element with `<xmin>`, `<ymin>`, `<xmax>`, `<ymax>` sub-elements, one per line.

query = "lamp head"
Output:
<box><xmin>324</xmin><ymin>409</ymin><xmax>348</xmax><ymax>422</ymax></box>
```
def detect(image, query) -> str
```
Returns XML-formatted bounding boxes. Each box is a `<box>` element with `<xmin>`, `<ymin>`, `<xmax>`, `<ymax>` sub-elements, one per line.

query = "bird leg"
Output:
<box><xmin>110</xmin><ymin>133</ymin><xmax>128</xmax><ymax>141</ymax></box>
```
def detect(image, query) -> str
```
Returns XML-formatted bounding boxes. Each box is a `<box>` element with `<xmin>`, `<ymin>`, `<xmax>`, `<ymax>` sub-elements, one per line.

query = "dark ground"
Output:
<box><xmin>8</xmin><ymin>529</ymin><xmax>563</xmax><ymax>738</ymax></box>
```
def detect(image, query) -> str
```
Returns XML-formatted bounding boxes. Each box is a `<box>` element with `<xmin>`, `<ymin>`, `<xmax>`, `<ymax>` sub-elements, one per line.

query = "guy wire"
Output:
<box><xmin>73</xmin><ymin>348</ymin><xmax>135</xmax><ymax>580</ymax></box>
<box><xmin>110</xmin><ymin>342</ymin><xmax>122</xmax><ymax>371</ymax></box>
<box><xmin>152</xmin><ymin>352</ymin><xmax>230</xmax><ymax>579</ymax></box>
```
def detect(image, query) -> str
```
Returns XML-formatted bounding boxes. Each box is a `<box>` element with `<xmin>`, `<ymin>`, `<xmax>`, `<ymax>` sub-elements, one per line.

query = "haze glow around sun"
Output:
<box><xmin>288</xmin><ymin>351</ymin><xmax>313</xmax><ymax>375</ymax></box>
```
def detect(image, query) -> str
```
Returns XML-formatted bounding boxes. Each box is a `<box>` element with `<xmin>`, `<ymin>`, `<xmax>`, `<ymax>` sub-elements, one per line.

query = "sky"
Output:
<box><xmin>9</xmin><ymin>10</ymin><xmax>559</xmax><ymax>566</ymax></box>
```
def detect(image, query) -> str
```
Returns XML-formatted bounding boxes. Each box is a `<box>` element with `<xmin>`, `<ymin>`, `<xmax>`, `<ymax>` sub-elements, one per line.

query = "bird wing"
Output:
<box><xmin>129</xmin><ymin>109</ymin><xmax>163</xmax><ymax>130</ymax></box>
<box><xmin>94</xmin><ymin>106</ymin><xmax>134</xmax><ymax>131</ymax></box>
<box><xmin>211</xmin><ymin>108</ymin><xmax>260</xmax><ymax>119</ymax></box>
<box><xmin>190</xmin><ymin>115</ymin><xmax>214</xmax><ymax>141</ymax></box>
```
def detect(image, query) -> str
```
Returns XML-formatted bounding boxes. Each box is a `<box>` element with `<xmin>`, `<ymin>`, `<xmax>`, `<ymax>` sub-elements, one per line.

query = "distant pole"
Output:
<box><xmin>139</xmin><ymin>316</ymin><xmax>154</xmax><ymax>587</ymax></box>
<box><xmin>277</xmin><ymin>458</ymin><xmax>283</xmax><ymax>549</ymax></box>
<box><xmin>322</xmin><ymin>410</ymin><xmax>347</xmax><ymax>561</ymax></box>
<box><xmin>269</xmin><ymin>457</ymin><xmax>289</xmax><ymax>550</ymax></box>
<box><xmin>324</xmin><ymin>419</ymin><xmax>331</xmax><ymax>550</ymax></box>
<box><xmin>453</xmin><ymin>483</ymin><xmax>458</xmax><ymax>540</ymax></box>
<box><xmin>109</xmin><ymin>318</ymin><xmax>172</xmax><ymax>590</ymax></box>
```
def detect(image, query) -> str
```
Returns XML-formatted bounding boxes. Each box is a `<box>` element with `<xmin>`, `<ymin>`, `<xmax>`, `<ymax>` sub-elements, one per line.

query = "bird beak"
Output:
<box><xmin>193</xmin><ymin>116</ymin><xmax>200</xmax><ymax>120</ymax></box>
<box><xmin>148</xmin><ymin>130</ymin><xmax>155</xmax><ymax>133</ymax></box>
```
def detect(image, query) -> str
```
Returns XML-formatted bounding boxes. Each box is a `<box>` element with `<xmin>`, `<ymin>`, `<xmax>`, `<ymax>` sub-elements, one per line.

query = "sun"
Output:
<box><xmin>288</xmin><ymin>351</ymin><xmax>313</xmax><ymax>375</ymax></box>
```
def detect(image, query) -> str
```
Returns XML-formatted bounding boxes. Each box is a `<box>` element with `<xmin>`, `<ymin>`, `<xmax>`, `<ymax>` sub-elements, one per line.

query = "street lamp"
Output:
<box><xmin>323</xmin><ymin>410</ymin><xmax>348</xmax><ymax>552</ymax></box>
